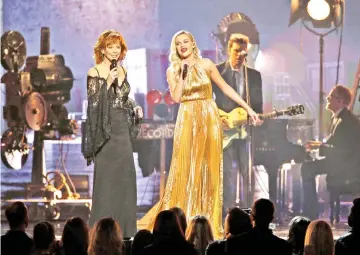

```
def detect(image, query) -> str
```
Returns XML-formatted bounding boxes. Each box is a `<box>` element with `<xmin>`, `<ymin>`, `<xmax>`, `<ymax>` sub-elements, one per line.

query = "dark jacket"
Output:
<box><xmin>224</xmin><ymin>227</ymin><xmax>292</xmax><ymax>255</ymax></box>
<box><xmin>213</xmin><ymin>61</ymin><xmax>263</xmax><ymax>114</ymax></box>
<box><xmin>1</xmin><ymin>230</ymin><xmax>34</xmax><ymax>255</ymax></box>
<box><xmin>335</xmin><ymin>228</ymin><xmax>360</xmax><ymax>255</ymax></box>
<box><xmin>143</xmin><ymin>237</ymin><xmax>197</xmax><ymax>255</ymax></box>
<box><xmin>323</xmin><ymin>108</ymin><xmax>360</xmax><ymax>190</ymax></box>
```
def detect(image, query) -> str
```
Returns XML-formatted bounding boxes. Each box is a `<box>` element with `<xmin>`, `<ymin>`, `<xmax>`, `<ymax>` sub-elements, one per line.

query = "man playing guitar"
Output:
<box><xmin>213</xmin><ymin>34</ymin><xmax>263</xmax><ymax>211</ymax></box>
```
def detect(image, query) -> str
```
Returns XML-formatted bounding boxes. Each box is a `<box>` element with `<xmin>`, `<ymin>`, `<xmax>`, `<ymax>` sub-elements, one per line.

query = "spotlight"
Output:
<box><xmin>212</xmin><ymin>12</ymin><xmax>260</xmax><ymax>65</ymax></box>
<box><xmin>288</xmin><ymin>0</ymin><xmax>344</xmax><ymax>140</ymax></box>
<box><xmin>307</xmin><ymin>0</ymin><xmax>330</xmax><ymax>21</ymax></box>
<box><xmin>289</xmin><ymin>0</ymin><xmax>343</xmax><ymax>28</ymax></box>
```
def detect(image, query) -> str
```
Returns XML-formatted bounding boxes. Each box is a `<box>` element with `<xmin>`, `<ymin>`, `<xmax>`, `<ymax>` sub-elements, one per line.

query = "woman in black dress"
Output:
<box><xmin>82</xmin><ymin>30</ymin><xmax>143</xmax><ymax>238</ymax></box>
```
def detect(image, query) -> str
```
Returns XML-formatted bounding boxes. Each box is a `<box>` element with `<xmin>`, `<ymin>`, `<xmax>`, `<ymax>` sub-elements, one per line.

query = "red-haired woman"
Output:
<box><xmin>82</xmin><ymin>30</ymin><xmax>143</xmax><ymax>238</ymax></box>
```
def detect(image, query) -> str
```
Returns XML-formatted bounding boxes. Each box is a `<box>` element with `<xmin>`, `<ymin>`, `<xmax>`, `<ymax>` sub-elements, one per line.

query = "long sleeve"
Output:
<box><xmin>81</xmin><ymin>76</ymin><xmax>111</xmax><ymax>165</ymax></box>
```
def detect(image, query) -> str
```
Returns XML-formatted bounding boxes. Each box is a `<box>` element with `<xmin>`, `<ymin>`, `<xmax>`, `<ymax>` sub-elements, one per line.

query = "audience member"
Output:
<box><xmin>88</xmin><ymin>217</ymin><xmax>123</xmax><ymax>255</ymax></box>
<box><xmin>225</xmin><ymin>199</ymin><xmax>292</xmax><ymax>255</ymax></box>
<box><xmin>206</xmin><ymin>207</ymin><xmax>252</xmax><ymax>255</ymax></box>
<box><xmin>55</xmin><ymin>217</ymin><xmax>89</xmax><ymax>255</ymax></box>
<box><xmin>335</xmin><ymin>197</ymin><xmax>360</xmax><ymax>255</ymax></box>
<box><xmin>143</xmin><ymin>210</ymin><xmax>197</xmax><ymax>255</ymax></box>
<box><xmin>287</xmin><ymin>216</ymin><xmax>311</xmax><ymax>255</ymax></box>
<box><xmin>169</xmin><ymin>207</ymin><xmax>187</xmax><ymax>234</ymax></box>
<box><xmin>304</xmin><ymin>220</ymin><xmax>334</xmax><ymax>255</ymax></box>
<box><xmin>1</xmin><ymin>201</ymin><xmax>34</xmax><ymax>255</ymax></box>
<box><xmin>32</xmin><ymin>221</ymin><xmax>56</xmax><ymax>255</ymax></box>
<box><xmin>131</xmin><ymin>229</ymin><xmax>153</xmax><ymax>255</ymax></box>
<box><xmin>186</xmin><ymin>215</ymin><xmax>214</xmax><ymax>255</ymax></box>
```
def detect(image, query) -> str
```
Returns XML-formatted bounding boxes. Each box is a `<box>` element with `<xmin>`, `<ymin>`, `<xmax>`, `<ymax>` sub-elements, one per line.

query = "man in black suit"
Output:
<box><xmin>300</xmin><ymin>85</ymin><xmax>360</xmax><ymax>220</ymax></box>
<box><xmin>225</xmin><ymin>198</ymin><xmax>292</xmax><ymax>255</ymax></box>
<box><xmin>213</xmin><ymin>34</ymin><xmax>263</xmax><ymax>210</ymax></box>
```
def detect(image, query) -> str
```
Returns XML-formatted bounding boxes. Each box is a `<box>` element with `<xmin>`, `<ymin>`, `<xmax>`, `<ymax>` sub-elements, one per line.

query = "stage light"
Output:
<box><xmin>212</xmin><ymin>12</ymin><xmax>260</xmax><ymax>64</ymax></box>
<box><xmin>289</xmin><ymin>0</ymin><xmax>343</xmax><ymax>28</ymax></box>
<box><xmin>307</xmin><ymin>0</ymin><xmax>330</xmax><ymax>21</ymax></box>
<box><xmin>288</xmin><ymin>0</ymin><xmax>344</xmax><ymax>140</ymax></box>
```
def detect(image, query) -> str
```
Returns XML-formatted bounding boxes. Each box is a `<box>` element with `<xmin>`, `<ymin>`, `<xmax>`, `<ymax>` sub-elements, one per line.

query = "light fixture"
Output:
<box><xmin>212</xmin><ymin>12</ymin><xmax>260</xmax><ymax>64</ymax></box>
<box><xmin>307</xmin><ymin>0</ymin><xmax>330</xmax><ymax>21</ymax></box>
<box><xmin>289</xmin><ymin>0</ymin><xmax>344</xmax><ymax>139</ymax></box>
<box><xmin>289</xmin><ymin>0</ymin><xmax>343</xmax><ymax>28</ymax></box>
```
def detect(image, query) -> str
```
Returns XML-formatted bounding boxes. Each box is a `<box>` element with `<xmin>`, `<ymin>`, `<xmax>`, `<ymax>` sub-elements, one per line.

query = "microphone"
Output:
<box><xmin>182</xmin><ymin>64</ymin><xmax>188</xmax><ymax>80</ymax></box>
<box><xmin>110</xmin><ymin>59</ymin><xmax>118</xmax><ymax>94</ymax></box>
<box><xmin>240</xmin><ymin>50</ymin><xmax>248</xmax><ymax>57</ymax></box>
<box><xmin>110</xmin><ymin>59</ymin><xmax>117</xmax><ymax>72</ymax></box>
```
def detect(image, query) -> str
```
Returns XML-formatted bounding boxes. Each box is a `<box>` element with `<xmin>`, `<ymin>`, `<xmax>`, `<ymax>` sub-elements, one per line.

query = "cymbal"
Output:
<box><xmin>24</xmin><ymin>92</ymin><xmax>48</xmax><ymax>131</ymax></box>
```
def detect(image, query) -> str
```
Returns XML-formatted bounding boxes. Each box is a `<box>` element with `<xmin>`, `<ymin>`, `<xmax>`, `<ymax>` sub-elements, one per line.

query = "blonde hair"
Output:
<box><xmin>304</xmin><ymin>220</ymin><xmax>334</xmax><ymax>255</ymax></box>
<box><xmin>169</xmin><ymin>30</ymin><xmax>201</xmax><ymax>79</ymax></box>
<box><xmin>93</xmin><ymin>30</ymin><xmax>128</xmax><ymax>64</ymax></box>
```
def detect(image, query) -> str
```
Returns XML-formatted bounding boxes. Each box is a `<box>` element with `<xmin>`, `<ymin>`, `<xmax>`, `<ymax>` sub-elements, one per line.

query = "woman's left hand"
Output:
<box><xmin>134</xmin><ymin>106</ymin><xmax>143</xmax><ymax>118</ymax></box>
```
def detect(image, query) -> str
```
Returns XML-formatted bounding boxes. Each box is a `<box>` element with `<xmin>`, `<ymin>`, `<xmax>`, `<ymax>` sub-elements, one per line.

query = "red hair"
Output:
<box><xmin>93</xmin><ymin>30</ymin><xmax>127</xmax><ymax>64</ymax></box>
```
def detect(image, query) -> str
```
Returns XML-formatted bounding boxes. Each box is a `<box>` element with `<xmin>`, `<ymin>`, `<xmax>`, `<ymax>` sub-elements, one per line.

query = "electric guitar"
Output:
<box><xmin>219</xmin><ymin>104</ymin><xmax>305</xmax><ymax>150</ymax></box>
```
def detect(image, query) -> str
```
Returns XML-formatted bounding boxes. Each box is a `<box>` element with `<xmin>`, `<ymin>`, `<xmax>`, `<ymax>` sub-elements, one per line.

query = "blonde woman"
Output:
<box><xmin>140</xmin><ymin>30</ymin><xmax>260</xmax><ymax>238</ymax></box>
<box><xmin>304</xmin><ymin>220</ymin><xmax>334</xmax><ymax>255</ymax></box>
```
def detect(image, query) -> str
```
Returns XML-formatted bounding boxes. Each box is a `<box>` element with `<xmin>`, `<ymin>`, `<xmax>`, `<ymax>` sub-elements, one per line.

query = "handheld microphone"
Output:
<box><xmin>240</xmin><ymin>50</ymin><xmax>248</xmax><ymax>57</ymax></box>
<box><xmin>182</xmin><ymin>64</ymin><xmax>188</xmax><ymax>80</ymax></box>
<box><xmin>110</xmin><ymin>59</ymin><xmax>118</xmax><ymax>93</ymax></box>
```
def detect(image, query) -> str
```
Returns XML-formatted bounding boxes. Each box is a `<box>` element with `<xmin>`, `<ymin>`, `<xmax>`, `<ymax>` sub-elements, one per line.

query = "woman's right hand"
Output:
<box><xmin>107</xmin><ymin>67</ymin><xmax>118</xmax><ymax>85</ymax></box>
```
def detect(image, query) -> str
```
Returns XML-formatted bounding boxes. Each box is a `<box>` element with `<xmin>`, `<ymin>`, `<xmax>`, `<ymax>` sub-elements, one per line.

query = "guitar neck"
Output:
<box><xmin>259</xmin><ymin>111</ymin><xmax>285</xmax><ymax>120</ymax></box>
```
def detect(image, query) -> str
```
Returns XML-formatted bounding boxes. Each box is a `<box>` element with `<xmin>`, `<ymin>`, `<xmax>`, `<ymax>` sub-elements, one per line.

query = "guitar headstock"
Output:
<box><xmin>285</xmin><ymin>104</ymin><xmax>304</xmax><ymax>116</ymax></box>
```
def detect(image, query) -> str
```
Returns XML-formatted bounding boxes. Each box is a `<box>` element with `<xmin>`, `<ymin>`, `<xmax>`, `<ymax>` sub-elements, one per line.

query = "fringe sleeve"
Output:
<box><xmin>81</xmin><ymin>76</ymin><xmax>111</xmax><ymax>165</ymax></box>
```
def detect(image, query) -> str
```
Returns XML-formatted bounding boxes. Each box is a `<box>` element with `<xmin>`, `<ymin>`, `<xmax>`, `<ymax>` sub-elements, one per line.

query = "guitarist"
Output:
<box><xmin>213</xmin><ymin>34</ymin><xmax>263</xmax><ymax>211</ymax></box>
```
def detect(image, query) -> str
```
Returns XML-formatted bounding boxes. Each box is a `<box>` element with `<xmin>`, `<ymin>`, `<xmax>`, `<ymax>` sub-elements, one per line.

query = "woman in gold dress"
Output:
<box><xmin>140</xmin><ymin>30</ymin><xmax>260</xmax><ymax>238</ymax></box>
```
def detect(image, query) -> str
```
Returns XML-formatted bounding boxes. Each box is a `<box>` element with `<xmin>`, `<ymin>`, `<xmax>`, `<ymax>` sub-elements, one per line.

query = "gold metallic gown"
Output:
<box><xmin>138</xmin><ymin>63</ymin><xmax>223</xmax><ymax>238</ymax></box>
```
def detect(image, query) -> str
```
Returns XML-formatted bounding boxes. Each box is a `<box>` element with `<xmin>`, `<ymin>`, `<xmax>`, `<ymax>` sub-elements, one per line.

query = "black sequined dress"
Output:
<box><xmin>82</xmin><ymin>66</ymin><xmax>139</xmax><ymax>237</ymax></box>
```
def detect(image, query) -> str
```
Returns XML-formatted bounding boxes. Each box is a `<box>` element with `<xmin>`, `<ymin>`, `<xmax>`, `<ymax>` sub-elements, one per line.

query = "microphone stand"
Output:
<box><xmin>243</xmin><ymin>62</ymin><xmax>254</xmax><ymax>208</ymax></box>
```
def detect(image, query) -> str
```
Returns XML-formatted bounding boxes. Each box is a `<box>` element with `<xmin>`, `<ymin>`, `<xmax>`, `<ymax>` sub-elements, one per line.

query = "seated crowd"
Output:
<box><xmin>2</xmin><ymin>198</ymin><xmax>359</xmax><ymax>255</ymax></box>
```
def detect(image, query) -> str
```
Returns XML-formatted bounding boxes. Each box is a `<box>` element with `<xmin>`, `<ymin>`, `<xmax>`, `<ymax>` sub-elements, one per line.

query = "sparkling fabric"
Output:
<box><xmin>139</xmin><ymin>63</ymin><xmax>224</xmax><ymax>238</ymax></box>
<box><xmin>81</xmin><ymin>71</ymin><xmax>140</xmax><ymax>166</ymax></box>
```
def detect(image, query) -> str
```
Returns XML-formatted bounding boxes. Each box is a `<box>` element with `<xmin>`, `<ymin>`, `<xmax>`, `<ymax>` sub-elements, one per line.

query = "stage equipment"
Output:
<box><xmin>289</xmin><ymin>0</ymin><xmax>343</xmax><ymax>28</ymax></box>
<box><xmin>146</xmin><ymin>89</ymin><xmax>176</xmax><ymax>120</ymax></box>
<box><xmin>1</xmin><ymin>28</ymin><xmax>81</xmax><ymax>219</ymax></box>
<box><xmin>289</xmin><ymin>0</ymin><xmax>344</xmax><ymax>139</ymax></box>
<box><xmin>211</xmin><ymin>12</ymin><xmax>260</xmax><ymax>63</ymax></box>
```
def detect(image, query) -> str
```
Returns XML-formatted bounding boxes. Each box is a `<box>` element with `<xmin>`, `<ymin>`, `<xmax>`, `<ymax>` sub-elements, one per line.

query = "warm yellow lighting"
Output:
<box><xmin>307</xmin><ymin>0</ymin><xmax>331</xmax><ymax>20</ymax></box>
